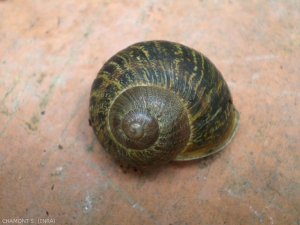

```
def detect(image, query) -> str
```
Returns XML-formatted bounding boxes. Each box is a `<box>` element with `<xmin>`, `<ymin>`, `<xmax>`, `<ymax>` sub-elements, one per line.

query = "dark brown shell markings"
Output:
<box><xmin>89</xmin><ymin>40</ymin><xmax>239</xmax><ymax>167</ymax></box>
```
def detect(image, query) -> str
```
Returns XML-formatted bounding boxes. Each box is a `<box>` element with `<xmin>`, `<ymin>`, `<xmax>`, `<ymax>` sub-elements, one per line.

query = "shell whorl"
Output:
<box><xmin>89</xmin><ymin>40</ymin><xmax>239</xmax><ymax>167</ymax></box>
<box><xmin>108</xmin><ymin>85</ymin><xmax>190</xmax><ymax>165</ymax></box>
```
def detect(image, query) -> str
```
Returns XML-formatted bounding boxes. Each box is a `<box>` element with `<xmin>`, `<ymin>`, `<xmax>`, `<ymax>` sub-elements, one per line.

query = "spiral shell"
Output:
<box><xmin>89</xmin><ymin>40</ymin><xmax>239</xmax><ymax>167</ymax></box>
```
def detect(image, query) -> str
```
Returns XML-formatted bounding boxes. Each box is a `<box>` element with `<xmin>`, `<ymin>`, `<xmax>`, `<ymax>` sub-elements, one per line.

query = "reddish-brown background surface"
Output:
<box><xmin>1</xmin><ymin>1</ymin><xmax>300</xmax><ymax>224</ymax></box>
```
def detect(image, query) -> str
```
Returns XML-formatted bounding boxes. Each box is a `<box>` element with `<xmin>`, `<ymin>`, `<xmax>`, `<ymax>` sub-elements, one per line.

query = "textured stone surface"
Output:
<box><xmin>0</xmin><ymin>0</ymin><xmax>299</xmax><ymax>224</ymax></box>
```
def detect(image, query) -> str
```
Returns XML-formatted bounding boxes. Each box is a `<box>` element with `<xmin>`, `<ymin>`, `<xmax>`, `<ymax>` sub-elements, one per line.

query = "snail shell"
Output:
<box><xmin>89</xmin><ymin>40</ymin><xmax>239</xmax><ymax>167</ymax></box>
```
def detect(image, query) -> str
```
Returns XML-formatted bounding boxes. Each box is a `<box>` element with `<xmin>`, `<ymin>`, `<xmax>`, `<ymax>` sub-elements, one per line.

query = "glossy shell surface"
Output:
<box><xmin>89</xmin><ymin>40</ymin><xmax>239</xmax><ymax>167</ymax></box>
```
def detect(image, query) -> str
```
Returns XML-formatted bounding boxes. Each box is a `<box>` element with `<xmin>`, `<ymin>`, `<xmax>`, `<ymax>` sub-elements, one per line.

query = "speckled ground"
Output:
<box><xmin>0</xmin><ymin>0</ymin><xmax>300</xmax><ymax>224</ymax></box>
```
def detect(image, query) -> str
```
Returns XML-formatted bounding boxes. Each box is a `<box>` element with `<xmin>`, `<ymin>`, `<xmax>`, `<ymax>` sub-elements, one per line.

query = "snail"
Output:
<box><xmin>89</xmin><ymin>40</ymin><xmax>239</xmax><ymax>167</ymax></box>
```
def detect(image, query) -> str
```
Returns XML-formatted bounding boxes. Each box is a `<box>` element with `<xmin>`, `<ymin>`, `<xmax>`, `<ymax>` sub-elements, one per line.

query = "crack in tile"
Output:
<box><xmin>110</xmin><ymin>183</ymin><xmax>156</xmax><ymax>222</ymax></box>
<box><xmin>0</xmin><ymin>101</ymin><xmax>18</xmax><ymax>137</ymax></box>
<box><xmin>85</xmin><ymin>161</ymin><xmax>157</xmax><ymax>223</ymax></box>
<box><xmin>227</xmin><ymin>82</ymin><xmax>300</xmax><ymax>96</ymax></box>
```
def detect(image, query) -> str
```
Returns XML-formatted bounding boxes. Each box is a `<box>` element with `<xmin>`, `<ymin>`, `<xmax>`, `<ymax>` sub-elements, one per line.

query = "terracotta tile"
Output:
<box><xmin>1</xmin><ymin>0</ymin><xmax>300</xmax><ymax>224</ymax></box>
